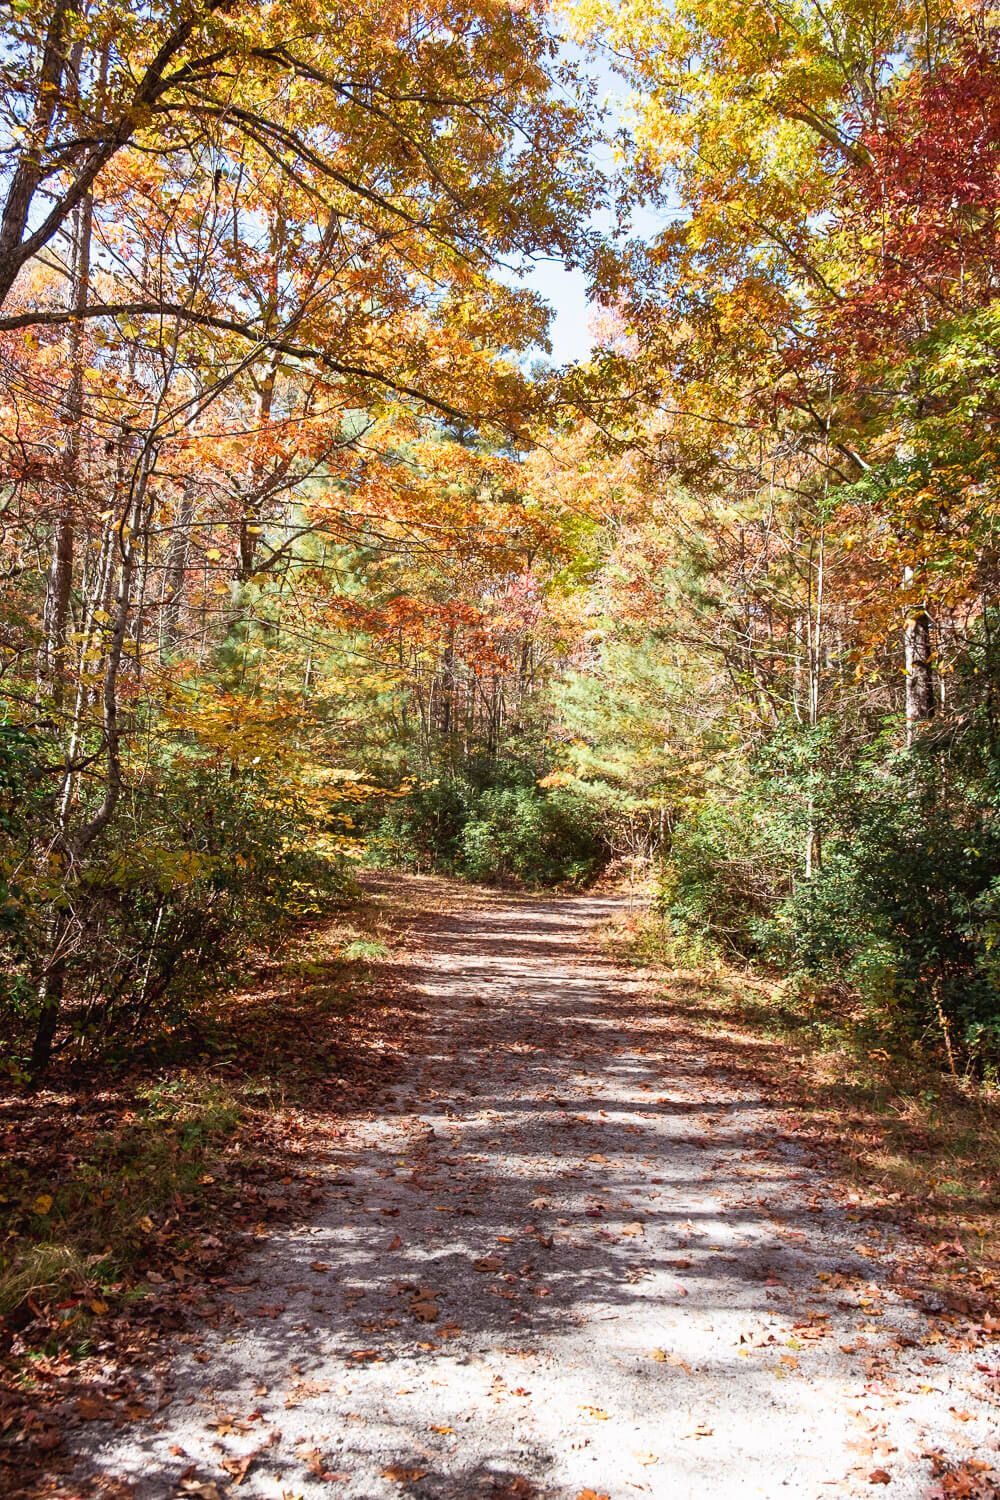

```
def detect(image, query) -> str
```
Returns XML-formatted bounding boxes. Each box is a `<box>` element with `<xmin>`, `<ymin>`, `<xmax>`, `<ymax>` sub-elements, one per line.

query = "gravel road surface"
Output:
<box><xmin>76</xmin><ymin>879</ymin><xmax>997</xmax><ymax>1499</ymax></box>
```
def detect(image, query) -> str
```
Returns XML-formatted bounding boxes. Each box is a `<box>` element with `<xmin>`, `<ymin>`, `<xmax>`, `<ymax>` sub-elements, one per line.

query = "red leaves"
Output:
<box><xmin>834</xmin><ymin>34</ymin><xmax>1000</xmax><ymax>360</ymax></box>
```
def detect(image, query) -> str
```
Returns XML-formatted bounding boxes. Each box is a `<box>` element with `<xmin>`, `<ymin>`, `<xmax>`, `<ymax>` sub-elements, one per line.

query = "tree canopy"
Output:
<box><xmin>2</xmin><ymin>0</ymin><xmax>1000</xmax><ymax>1081</ymax></box>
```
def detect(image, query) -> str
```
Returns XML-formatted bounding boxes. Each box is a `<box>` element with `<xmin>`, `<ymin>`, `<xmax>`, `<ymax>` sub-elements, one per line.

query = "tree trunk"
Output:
<box><xmin>29</xmin><ymin>912</ymin><xmax>71</xmax><ymax>1080</ymax></box>
<box><xmin>160</xmin><ymin>480</ymin><xmax>195</xmax><ymax>655</ymax></box>
<box><xmin>905</xmin><ymin>605</ymin><xmax>935</xmax><ymax>745</ymax></box>
<box><xmin>40</xmin><ymin>192</ymin><xmax>92</xmax><ymax>703</ymax></box>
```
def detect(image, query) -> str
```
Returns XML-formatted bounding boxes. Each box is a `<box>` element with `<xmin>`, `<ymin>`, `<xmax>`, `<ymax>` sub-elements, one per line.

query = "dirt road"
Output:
<box><xmin>76</xmin><ymin>878</ymin><xmax>996</xmax><ymax>1499</ymax></box>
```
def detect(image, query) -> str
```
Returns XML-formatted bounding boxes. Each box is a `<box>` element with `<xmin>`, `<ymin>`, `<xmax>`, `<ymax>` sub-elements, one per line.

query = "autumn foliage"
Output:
<box><xmin>2</xmin><ymin>0</ymin><xmax>1000</xmax><ymax>1085</ymax></box>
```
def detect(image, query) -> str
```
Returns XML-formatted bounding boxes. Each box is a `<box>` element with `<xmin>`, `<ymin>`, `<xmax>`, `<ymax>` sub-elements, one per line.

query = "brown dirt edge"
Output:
<box><xmin>0</xmin><ymin>878</ymin><xmax>434</xmax><ymax>1499</ymax></box>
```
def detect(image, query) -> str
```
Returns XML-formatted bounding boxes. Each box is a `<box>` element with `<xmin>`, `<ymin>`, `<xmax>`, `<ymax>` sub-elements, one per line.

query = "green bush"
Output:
<box><xmin>656</xmin><ymin>727</ymin><xmax>1000</xmax><ymax>1074</ymax></box>
<box><xmin>368</xmin><ymin>766</ymin><xmax>611</xmax><ymax>887</ymax></box>
<box><xmin>367</xmin><ymin>778</ymin><xmax>472</xmax><ymax>872</ymax></box>
<box><xmin>459</xmin><ymin>785</ymin><xmax>607</xmax><ymax>886</ymax></box>
<box><xmin>771</xmin><ymin>758</ymin><xmax>1000</xmax><ymax>1068</ymax></box>
<box><xmin>658</xmin><ymin>799</ymin><xmax>790</xmax><ymax>961</ymax></box>
<box><xmin>0</xmin><ymin>746</ymin><xmax>351</xmax><ymax>1071</ymax></box>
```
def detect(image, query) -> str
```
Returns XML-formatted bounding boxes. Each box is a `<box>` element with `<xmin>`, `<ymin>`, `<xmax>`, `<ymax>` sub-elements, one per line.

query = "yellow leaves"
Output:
<box><xmin>103</xmin><ymin>846</ymin><xmax>217</xmax><ymax>894</ymax></box>
<box><xmin>32</xmin><ymin>1194</ymin><xmax>53</xmax><ymax>1215</ymax></box>
<box><xmin>652</xmin><ymin>1348</ymin><xmax>693</xmax><ymax>1373</ymax></box>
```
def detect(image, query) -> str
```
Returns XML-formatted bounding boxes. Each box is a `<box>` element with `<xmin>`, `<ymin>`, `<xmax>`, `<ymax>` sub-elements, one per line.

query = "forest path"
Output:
<box><xmin>81</xmin><ymin>876</ymin><xmax>995</xmax><ymax>1500</ymax></box>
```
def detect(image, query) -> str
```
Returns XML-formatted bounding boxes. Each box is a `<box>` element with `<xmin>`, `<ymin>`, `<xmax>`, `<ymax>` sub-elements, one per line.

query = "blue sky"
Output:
<box><xmin>503</xmin><ymin>39</ymin><xmax>666</xmax><ymax>365</ymax></box>
<box><xmin>520</xmin><ymin>260</ymin><xmax>595</xmax><ymax>365</ymax></box>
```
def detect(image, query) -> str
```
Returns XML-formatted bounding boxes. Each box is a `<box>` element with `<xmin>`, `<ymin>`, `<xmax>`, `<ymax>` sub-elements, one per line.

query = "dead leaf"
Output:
<box><xmin>868</xmin><ymin>1471</ymin><xmax>891</xmax><ymax>1486</ymax></box>
<box><xmin>382</xmin><ymin>1465</ymin><xmax>428</xmax><ymax>1483</ymax></box>
<box><xmin>652</xmin><ymin>1349</ymin><xmax>693</xmax><ymax>1374</ymax></box>
<box><xmin>220</xmin><ymin>1453</ymin><xmax>256</xmax><ymax>1485</ymax></box>
<box><xmin>578</xmin><ymin>1405</ymin><xmax>610</xmax><ymax>1420</ymax></box>
<box><xmin>74</xmin><ymin>1396</ymin><xmax>112</xmax><ymax>1421</ymax></box>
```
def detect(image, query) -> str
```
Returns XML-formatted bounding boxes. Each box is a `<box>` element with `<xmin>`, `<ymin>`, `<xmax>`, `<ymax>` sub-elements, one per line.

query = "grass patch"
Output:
<box><xmin>0</xmin><ymin>1072</ymin><xmax>245</xmax><ymax>1329</ymax></box>
<box><xmin>341</xmin><ymin>938</ymin><xmax>391</xmax><ymax>962</ymax></box>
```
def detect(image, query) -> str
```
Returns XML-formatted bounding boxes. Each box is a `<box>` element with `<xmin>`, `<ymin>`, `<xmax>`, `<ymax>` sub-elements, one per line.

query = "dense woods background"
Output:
<box><xmin>2</xmin><ymin>0</ymin><xmax>1000</xmax><ymax>1084</ymax></box>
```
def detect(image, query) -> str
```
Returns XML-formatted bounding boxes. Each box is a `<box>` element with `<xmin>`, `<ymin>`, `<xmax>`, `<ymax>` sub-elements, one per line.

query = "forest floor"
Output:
<box><xmin>10</xmin><ymin>875</ymin><xmax>1000</xmax><ymax>1500</ymax></box>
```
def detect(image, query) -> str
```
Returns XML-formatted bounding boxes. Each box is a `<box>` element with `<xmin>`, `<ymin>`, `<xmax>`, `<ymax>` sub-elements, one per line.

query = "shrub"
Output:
<box><xmin>0</xmin><ymin>745</ymin><xmax>351</xmax><ymax>1073</ymax></box>
<box><xmin>656</xmin><ymin>729</ymin><xmax>1000</xmax><ymax>1074</ymax></box>
<box><xmin>368</xmin><ymin>778</ymin><xmax>472</xmax><ymax>872</ymax></box>
<box><xmin>367</xmin><ymin>766</ymin><xmax>611</xmax><ymax>887</ymax></box>
<box><xmin>459</xmin><ymin>784</ymin><xmax>607</xmax><ymax>886</ymax></box>
<box><xmin>658</xmin><ymin>799</ymin><xmax>789</xmax><ymax>961</ymax></box>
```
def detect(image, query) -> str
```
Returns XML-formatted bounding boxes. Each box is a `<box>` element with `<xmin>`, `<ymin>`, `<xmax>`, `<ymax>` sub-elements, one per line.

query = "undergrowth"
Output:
<box><xmin>0</xmin><ymin>900</ymin><xmax>404</xmax><ymax>1344</ymax></box>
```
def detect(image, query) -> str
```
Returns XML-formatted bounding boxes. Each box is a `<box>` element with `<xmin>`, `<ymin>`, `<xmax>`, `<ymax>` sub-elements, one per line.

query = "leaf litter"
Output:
<box><xmin>12</xmin><ymin>874</ymin><xmax>999</xmax><ymax>1499</ymax></box>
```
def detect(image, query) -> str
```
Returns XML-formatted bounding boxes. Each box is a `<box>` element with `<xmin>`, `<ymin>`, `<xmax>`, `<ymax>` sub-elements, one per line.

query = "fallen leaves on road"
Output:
<box><xmin>382</xmin><ymin>1464</ymin><xmax>429</xmax><ymax>1483</ymax></box>
<box><xmin>409</xmin><ymin>1292</ymin><xmax>440</xmax><ymax>1322</ymax></box>
<box><xmin>651</xmin><ymin>1349</ymin><xmax>693</xmax><ymax>1373</ymax></box>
